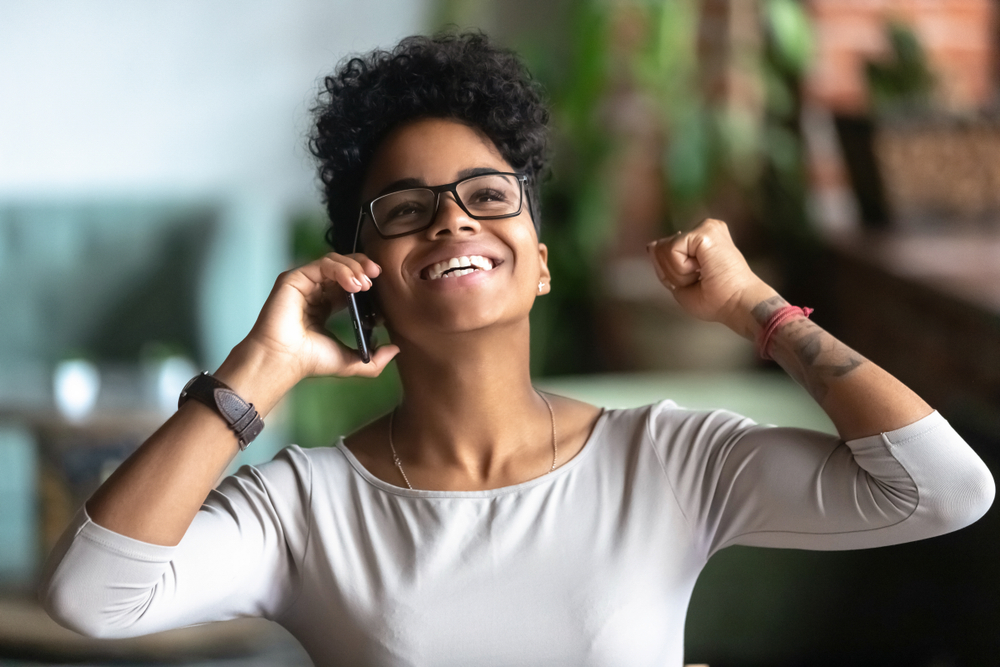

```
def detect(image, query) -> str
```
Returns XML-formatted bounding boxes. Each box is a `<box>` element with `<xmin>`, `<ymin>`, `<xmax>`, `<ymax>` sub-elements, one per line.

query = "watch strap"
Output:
<box><xmin>178</xmin><ymin>372</ymin><xmax>264</xmax><ymax>450</ymax></box>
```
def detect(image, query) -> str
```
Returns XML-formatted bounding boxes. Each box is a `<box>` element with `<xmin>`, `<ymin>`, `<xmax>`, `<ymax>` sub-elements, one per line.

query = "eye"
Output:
<box><xmin>468</xmin><ymin>188</ymin><xmax>510</xmax><ymax>204</ymax></box>
<box><xmin>383</xmin><ymin>199</ymin><xmax>429</xmax><ymax>221</ymax></box>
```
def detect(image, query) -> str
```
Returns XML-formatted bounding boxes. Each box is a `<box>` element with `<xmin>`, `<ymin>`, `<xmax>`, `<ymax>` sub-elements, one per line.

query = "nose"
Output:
<box><xmin>424</xmin><ymin>192</ymin><xmax>481</xmax><ymax>238</ymax></box>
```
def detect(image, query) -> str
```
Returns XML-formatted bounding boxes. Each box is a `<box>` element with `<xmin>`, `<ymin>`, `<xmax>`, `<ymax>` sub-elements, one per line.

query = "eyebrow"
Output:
<box><xmin>374</xmin><ymin>167</ymin><xmax>503</xmax><ymax>198</ymax></box>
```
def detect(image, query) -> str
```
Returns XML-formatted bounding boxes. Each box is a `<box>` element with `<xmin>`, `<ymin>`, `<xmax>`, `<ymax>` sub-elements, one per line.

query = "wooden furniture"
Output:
<box><xmin>824</xmin><ymin>229</ymin><xmax>1000</xmax><ymax>435</ymax></box>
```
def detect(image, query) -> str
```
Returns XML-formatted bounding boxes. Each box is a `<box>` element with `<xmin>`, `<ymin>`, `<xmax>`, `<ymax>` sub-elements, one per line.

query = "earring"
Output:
<box><xmin>538</xmin><ymin>281</ymin><xmax>544</xmax><ymax>293</ymax></box>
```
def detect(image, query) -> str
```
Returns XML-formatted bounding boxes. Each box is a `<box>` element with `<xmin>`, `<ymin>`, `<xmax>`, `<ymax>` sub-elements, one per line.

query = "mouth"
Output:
<box><xmin>422</xmin><ymin>255</ymin><xmax>498</xmax><ymax>280</ymax></box>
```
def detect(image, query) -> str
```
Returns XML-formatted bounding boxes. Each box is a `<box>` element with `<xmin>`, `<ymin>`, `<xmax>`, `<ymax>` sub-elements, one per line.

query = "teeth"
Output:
<box><xmin>470</xmin><ymin>256</ymin><xmax>492</xmax><ymax>270</ymax></box>
<box><xmin>427</xmin><ymin>255</ymin><xmax>495</xmax><ymax>280</ymax></box>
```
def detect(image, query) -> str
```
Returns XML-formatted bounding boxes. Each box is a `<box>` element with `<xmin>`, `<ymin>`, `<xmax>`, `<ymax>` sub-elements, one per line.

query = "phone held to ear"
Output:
<box><xmin>346</xmin><ymin>290</ymin><xmax>377</xmax><ymax>363</ymax></box>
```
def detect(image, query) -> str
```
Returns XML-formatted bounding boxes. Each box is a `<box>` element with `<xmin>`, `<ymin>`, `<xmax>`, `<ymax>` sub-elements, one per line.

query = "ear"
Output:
<box><xmin>537</xmin><ymin>242</ymin><xmax>551</xmax><ymax>295</ymax></box>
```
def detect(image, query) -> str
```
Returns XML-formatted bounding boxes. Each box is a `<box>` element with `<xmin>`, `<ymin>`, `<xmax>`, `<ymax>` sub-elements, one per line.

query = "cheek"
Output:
<box><xmin>509</xmin><ymin>230</ymin><xmax>543</xmax><ymax>276</ymax></box>
<box><xmin>371</xmin><ymin>252</ymin><xmax>415</xmax><ymax>324</ymax></box>
<box><xmin>356</xmin><ymin>226</ymin><xmax>379</xmax><ymax>257</ymax></box>
<box><xmin>361</xmin><ymin>234</ymin><xmax>404</xmax><ymax>273</ymax></box>
<box><xmin>373</xmin><ymin>275</ymin><xmax>404</xmax><ymax>321</ymax></box>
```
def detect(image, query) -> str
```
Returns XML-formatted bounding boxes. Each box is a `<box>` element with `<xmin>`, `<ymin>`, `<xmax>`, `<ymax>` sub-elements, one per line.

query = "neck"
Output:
<box><xmin>389</xmin><ymin>320</ymin><xmax>553</xmax><ymax>479</ymax></box>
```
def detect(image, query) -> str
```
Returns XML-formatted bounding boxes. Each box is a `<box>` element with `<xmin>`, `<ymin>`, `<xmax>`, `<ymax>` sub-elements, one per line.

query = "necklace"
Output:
<box><xmin>388</xmin><ymin>390</ymin><xmax>558</xmax><ymax>490</ymax></box>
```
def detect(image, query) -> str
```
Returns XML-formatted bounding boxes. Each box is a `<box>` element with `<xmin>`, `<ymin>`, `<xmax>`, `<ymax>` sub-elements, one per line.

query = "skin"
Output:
<box><xmin>86</xmin><ymin>118</ymin><xmax>931</xmax><ymax>547</ymax></box>
<box><xmin>647</xmin><ymin>219</ymin><xmax>930</xmax><ymax>439</ymax></box>
<box><xmin>341</xmin><ymin>118</ymin><xmax>602</xmax><ymax>490</ymax></box>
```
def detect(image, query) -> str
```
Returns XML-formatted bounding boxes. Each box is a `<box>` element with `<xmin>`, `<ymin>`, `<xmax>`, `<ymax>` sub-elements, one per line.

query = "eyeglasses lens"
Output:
<box><xmin>371</xmin><ymin>174</ymin><xmax>522</xmax><ymax>236</ymax></box>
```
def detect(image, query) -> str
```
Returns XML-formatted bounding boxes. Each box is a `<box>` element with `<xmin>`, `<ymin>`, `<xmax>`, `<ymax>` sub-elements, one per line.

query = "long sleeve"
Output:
<box><xmin>38</xmin><ymin>445</ymin><xmax>313</xmax><ymax>639</ymax></box>
<box><xmin>647</xmin><ymin>404</ymin><xmax>995</xmax><ymax>559</ymax></box>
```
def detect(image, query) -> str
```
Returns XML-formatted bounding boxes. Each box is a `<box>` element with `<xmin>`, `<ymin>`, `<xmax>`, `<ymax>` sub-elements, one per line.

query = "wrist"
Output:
<box><xmin>723</xmin><ymin>282</ymin><xmax>785</xmax><ymax>341</ymax></box>
<box><xmin>213</xmin><ymin>339</ymin><xmax>301</xmax><ymax>417</ymax></box>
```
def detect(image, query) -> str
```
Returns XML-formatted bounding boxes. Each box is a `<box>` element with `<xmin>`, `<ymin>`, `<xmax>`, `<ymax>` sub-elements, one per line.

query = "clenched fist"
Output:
<box><xmin>646</xmin><ymin>218</ymin><xmax>782</xmax><ymax>340</ymax></box>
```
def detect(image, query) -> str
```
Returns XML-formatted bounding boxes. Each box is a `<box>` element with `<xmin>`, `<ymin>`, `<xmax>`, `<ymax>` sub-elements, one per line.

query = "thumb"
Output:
<box><xmin>669</xmin><ymin>236</ymin><xmax>701</xmax><ymax>275</ymax></box>
<box><xmin>341</xmin><ymin>344</ymin><xmax>400</xmax><ymax>379</ymax></box>
<box><xmin>648</xmin><ymin>234</ymin><xmax>701</xmax><ymax>289</ymax></box>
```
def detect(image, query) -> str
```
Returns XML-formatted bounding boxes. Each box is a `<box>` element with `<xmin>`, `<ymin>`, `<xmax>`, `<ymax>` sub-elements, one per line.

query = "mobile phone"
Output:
<box><xmin>346</xmin><ymin>289</ymin><xmax>377</xmax><ymax>363</ymax></box>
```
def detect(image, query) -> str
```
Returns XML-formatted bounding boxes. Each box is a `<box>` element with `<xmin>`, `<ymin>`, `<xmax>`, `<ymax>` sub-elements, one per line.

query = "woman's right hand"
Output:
<box><xmin>84</xmin><ymin>252</ymin><xmax>399</xmax><ymax>548</ymax></box>
<box><xmin>243</xmin><ymin>252</ymin><xmax>400</xmax><ymax>383</ymax></box>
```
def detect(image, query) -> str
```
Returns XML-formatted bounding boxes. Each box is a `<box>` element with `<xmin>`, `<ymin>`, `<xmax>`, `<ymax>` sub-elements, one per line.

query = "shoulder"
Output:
<box><xmin>212</xmin><ymin>444</ymin><xmax>355</xmax><ymax>512</ymax></box>
<box><xmin>594</xmin><ymin>399</ymin><xmax>760</xmax><ymax>458</ymax></box>
<box><xmin>644</xmin><ymin>400</ymin><xmax>758</xmax><ymax>442</ymax></box>
<box><xmin>224</xmin><ymin>444</ymin><xmax>314</xmax><ymax>492</ymax></box>
<box><xmin>236</xmin><ymin>442</ymin><xmax>353</xmax><ymax>477</ymax></box>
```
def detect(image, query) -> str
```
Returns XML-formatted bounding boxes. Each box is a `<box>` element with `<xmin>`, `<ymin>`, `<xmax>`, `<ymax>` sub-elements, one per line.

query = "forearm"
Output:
<box><xmin>649</xmin><ymin>220</ymin><xmax>935</xmax><ymax>442</ymax></box>
<box><xmin>729</xmin><ymin>286</ymin><xmax>932</xmax><ymax>441</ymax></box>
<box><xmin>85</xmin><ymin>340</ymin><xmax>300</xmax><ymax>546</ymax></box>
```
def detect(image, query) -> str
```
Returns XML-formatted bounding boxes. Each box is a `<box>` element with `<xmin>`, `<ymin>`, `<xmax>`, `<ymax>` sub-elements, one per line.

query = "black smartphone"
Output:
<box><xmin>346</xmin><ymin>289</ymin><xmax>377</xmax><ymax>363</ymax></box>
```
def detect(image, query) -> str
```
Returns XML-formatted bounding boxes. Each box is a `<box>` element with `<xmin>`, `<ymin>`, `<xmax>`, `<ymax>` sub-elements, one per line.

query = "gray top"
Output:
<box><xmin>39</xmin><ymin>402</ymin><xmax>995</xmax><ymax>666</ymax></box>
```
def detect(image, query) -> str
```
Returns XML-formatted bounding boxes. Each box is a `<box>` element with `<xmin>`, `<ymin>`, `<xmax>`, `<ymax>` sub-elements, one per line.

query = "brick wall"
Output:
<box><xmin>803</xmin><ymin>0</ymin><xmax>998</xmax><ymax>231</ymax></box>
<box><xmin>806</xmin><ymin>0</ymin><xmax>997</xmax><ymax>113</ymax></box>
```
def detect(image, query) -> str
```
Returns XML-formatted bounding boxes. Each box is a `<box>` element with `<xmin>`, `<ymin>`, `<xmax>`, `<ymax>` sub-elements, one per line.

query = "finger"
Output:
<box><xmin>648</xmin><ymin>234</ymin><xmax>700</xmax><ymax>289</ymax></box>
<box><xmin>292</xmin><ymin>254</ymin><xmax>365</xmax><ymax>295</ymax></box>
<box><xmin>668</xmin><ymin>235</ymin><xmax>702</xmax><ymax>278</ymax></box>
<box><xmin>340</xmin><ymin>344</ymin><xmax>400</xmax><ymax>378</ymax></box>
<box><xmin>316</xmin><ymin>254</ymin><xmax>371</xmax><ymax>293</ymax></box>
<box><xmin>304</xmin><ymin>297</ymin><xmax>339</xmax><ymax>326</ymax></box>
<box><xmin>274</xmin><ymin>267</ymin><xmax>330</xmax><ymax>307</ymax></box>
<box><xmin>693</xmin><ymin>217</ymin><xmax>733</xmax><ymax>241</ymax></box>
<box><xmin>318</xmin><ymin>278</ymin><xmax>349</xmax><ymax>309</ymax></box>
<box><xmin>683</xmin><ymin>218</ymin><xmax>752</xmax><ymax>281</ymax></box>
<box><xmin>646</xmin><ymin>240</ymin><xmax>674</xmax><ymax>289</ymax></box>
<box><xmin>345</xmin><ymin>253</ymin><xmax>383</xmax><ymax>280</ymax></box>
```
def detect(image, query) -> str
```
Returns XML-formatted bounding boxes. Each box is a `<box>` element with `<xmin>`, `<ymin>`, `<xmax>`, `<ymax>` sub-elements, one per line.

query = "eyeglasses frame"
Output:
<box><xmin>352</xmin><ymin>172</ymin><xmax>529</xmax><ymax>252</ymax></box>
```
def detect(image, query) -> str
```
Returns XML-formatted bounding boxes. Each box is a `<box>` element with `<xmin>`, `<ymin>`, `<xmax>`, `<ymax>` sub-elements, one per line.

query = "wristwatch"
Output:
<box><xmin>178</xmin><ymin>372</ymin><xmax>264</xmax><ymax>450</ymax></box>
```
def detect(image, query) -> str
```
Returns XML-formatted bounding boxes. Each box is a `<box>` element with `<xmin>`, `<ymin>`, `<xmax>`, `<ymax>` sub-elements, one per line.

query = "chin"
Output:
<box><xmin>412</xmin><ymin>307</ymin><xmax>527</xmax><ymax>340</ymax></box>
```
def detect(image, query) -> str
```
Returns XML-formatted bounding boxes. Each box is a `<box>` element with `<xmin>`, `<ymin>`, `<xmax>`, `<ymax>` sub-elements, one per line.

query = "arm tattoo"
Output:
<box><xmin>751</xmin><ymin>296</ymin><xmax>789</xmax><ymax>327</ymax></box>
<box><xmin>751</xmin><ymin>298</ymin><xmax>866</xmax><ymax>404</ymax></box>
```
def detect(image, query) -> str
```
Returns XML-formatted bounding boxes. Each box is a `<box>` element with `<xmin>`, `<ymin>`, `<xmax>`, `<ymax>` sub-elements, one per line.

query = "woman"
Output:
<box><xmin>40</xmin><ymin>32</ymin><xmax>993</xmax><ymax>666</ymax></box>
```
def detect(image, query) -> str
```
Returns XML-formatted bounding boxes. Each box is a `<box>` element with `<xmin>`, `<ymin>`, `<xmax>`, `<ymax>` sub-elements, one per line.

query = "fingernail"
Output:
<box><xmin>363</xmin><ymin>275</ymin><xmax>373</xmax><ymax>288</ymax></box>
<box><xmin>646</xmin><ymin>240</ymin><xmax>657</xmax><ymax>252</ymax></box>
<box><xmin>350</xmin><ymin>277</ymin><xmax>362</xmax><ymax>288</ymax></box>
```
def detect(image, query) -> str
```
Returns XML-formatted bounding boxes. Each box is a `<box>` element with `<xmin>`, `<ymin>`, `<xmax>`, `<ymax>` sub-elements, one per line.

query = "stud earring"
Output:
<box><xmin>538</xmin><ymin>281</ymin><xmax>544</xmax><ymax>293</ymax></box>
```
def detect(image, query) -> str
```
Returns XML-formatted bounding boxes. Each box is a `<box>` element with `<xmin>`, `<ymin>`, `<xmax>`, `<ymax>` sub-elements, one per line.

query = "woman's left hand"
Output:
<box><xmin>646</xmin><ymin>218</ymin><xmax>780</xmax><ymax>339</ymax></box>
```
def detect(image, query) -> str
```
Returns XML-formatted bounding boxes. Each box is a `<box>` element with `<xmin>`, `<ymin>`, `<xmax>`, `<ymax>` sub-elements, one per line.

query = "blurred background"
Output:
<box><xmin>1</xmin><ymin>0</ymin><xmax>998</xmax><ymax>665</ymax></box>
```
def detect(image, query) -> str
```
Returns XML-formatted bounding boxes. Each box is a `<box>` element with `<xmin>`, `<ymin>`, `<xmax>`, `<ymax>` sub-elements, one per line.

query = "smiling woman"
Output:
<box><xmin>38</xmin><ymin>31</ymin><xmax>994</xmax><ymax>667</ymax></box>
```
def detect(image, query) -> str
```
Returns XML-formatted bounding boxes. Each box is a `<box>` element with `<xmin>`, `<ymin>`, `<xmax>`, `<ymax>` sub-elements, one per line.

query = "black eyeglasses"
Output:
<box><xmin>353</xmin><ymin>172</ymin><xmax>528</xmax><ymax>248</ymax></box>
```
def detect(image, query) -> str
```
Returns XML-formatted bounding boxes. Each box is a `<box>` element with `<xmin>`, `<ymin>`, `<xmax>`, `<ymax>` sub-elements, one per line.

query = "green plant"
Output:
<box><xmin>290</xmin><ymin>371</ymin><xmax>401</xmax><ymax>449</ymax></box>
<box><xmin>865</xmin><ymin>21</ymin><xmax>935</xmax><ymax>116</ymax></box>
<box><xmin>759</xmin><ymin>0</ymin><xmax>814</xmax><ymax>242</ymax></box>
<box><xmin>430</xmin><ymin>0</ymin><xmax>819</xmax><ymax>374</ymax></box>
<box><xmin>524</xmin><ymin>2</ymin><xmax>615</xmax><ymax>375</ymax></box>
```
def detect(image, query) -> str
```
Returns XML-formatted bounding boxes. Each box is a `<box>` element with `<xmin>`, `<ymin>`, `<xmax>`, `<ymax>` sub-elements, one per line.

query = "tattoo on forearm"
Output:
<box><xmin>788</xmin><ymin>321</ymin><xmax>866</xmax><ymax>402</ymax></box>
<box><xmin>751</xmin><ymin>296</ymin><xmax>788</xmax><ymax>327</ymax></box>
<box><xmin>797</xmin><ymin>328</ymin><xmax>823</xmax><ymax>366</ymax></box>
<box><xmin>751</xmin><ymin>298</ymin><xmax>866</xmax><ymax>403</ymax></box>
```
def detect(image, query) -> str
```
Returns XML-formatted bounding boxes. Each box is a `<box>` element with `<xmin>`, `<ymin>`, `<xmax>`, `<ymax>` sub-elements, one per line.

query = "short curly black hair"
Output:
<box><xmin>309</xmin><ymin>31</ymin><xmax>550</xmax><ymax>253</ymax></box>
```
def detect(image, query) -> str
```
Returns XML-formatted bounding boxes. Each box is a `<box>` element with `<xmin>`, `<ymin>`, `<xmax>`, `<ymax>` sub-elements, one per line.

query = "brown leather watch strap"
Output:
<box><xmin>178</xmin><ymin>372</ymin><xmax>264</xmax><ymax>451</ymax></box>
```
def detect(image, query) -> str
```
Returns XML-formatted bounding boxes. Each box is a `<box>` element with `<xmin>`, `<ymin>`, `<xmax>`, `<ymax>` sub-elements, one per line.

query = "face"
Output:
<box><xmin>358</xmin><ymin>117</ymin><xmax>550</xmax><ymax>344</ymax></box>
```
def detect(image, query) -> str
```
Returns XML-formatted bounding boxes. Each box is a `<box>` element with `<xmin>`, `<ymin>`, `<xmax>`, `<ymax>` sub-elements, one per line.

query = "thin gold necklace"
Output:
<box><xmin>388</xmin><ymin>390</ymin><xmax>558</xmax><ymax>491</ymax></box>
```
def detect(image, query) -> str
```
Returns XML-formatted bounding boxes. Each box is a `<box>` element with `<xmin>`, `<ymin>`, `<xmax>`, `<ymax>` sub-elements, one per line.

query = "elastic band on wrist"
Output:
<box><xmin>757</xmin><ymin>305</ymin><xmax>814</xmax><ymax>360</ymax></box>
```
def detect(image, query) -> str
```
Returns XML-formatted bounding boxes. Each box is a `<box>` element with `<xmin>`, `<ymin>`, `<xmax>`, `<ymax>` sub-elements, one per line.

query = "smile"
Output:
<box><xmin>424</xmin><ymin>255</ymin><xmax>496</xmax><ymax>280</ymax></box>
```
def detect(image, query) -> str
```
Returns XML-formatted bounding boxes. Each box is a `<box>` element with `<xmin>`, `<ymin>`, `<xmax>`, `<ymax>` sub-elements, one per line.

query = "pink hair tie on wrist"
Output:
<box><xmin>756</xmin><ymin>305</ymin><xmax>814</xmax><ymax>360</ymax></box>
